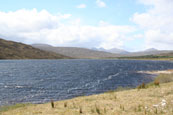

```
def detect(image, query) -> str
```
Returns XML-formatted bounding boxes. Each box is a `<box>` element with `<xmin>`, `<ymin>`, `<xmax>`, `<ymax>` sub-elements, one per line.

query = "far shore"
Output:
<box><xmin>137</xmin><ymin>69</ymin><xmax>173</xmax><ymax>75</ymax></box>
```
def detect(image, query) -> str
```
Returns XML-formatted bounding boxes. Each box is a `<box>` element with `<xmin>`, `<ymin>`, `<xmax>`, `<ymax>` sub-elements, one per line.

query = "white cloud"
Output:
<box><xmin>0</xmin><ymin>9</ymin><xmax>135</xmax><ymax>49</ymax></box>
<box><xmin>132</xmin><ymin>0</ymin><xmax>173</xmax><ymax>50</ymax></box>
<box><xmin>76</xmin><ymin>4</ymin><xmax>86</xmax><ymax>8</ymax></box>
<box><xmin>96</xmin><ymin>0</ymin><xmax>106</xmax><ymax>8</ymax></box>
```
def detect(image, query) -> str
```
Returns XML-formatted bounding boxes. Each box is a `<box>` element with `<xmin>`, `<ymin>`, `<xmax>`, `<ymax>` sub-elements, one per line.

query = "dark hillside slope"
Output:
<box><xmin>0</xmin><ymin>38</ymin><xmax>70</xmax><ymax>59</ymax></box>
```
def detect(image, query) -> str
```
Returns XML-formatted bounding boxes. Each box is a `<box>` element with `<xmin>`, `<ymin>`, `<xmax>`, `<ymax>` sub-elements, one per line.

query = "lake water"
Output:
<box><xmin>0</xmin><ymin>59</ymin><xmax>173</xmax><ymax>106</ymax></box>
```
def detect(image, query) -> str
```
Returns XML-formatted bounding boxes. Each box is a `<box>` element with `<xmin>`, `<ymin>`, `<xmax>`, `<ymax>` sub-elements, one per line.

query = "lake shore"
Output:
<box><xmin>1</xmin><ymin>69</ymin><xmax>173</xmax><ymax>115</ymax></box>
<box><xmin>137</xmin><ymin>69</ymin><xmax>173</xmax><ymax>75</ymax></box>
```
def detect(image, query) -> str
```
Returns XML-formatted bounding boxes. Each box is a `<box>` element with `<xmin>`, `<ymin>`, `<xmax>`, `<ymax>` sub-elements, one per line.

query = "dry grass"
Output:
<box><xmin>155</xmin><ymin>73</ymin><xmax>173</xmax><ymax>83</ymax></box>
<box><xmin>1</xmin><ymin>81</ymin><xmax>173</xmax><ymax>115</ymax></box>
<box><xmin>146</xmin><ymin>73</ymin><xmax>173</xmax><ymax>89</ymax></box>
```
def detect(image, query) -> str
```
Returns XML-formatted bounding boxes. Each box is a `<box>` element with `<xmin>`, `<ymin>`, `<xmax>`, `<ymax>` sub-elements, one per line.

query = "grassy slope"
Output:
<box><xmin>1</xmin><ymin>74</ymin><xmax>173</xmax><ymax>115</ymax></box>
<box><xmin>0</xmin><ymin>38</ymin><xmax>70</xmax><ymax>59</ymax></box>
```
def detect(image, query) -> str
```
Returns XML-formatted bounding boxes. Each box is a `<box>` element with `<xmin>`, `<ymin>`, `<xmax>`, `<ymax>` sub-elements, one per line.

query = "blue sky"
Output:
<box><xmin>0</xmin><ymin>0</ymin><xmax>172</xmax><ymax>51</ymax></box>
<box><xmin>0</xmin><ymin>0</ymin><xmax>145</xmax><ymax>25</ymax></box>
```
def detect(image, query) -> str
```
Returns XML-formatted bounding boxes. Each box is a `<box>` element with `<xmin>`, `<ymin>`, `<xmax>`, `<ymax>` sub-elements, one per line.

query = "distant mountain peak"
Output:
<box><xmin>108</xmin><ymin>48</ymin><xmax>129</xmax><ymax>54</ymax></box>
<box><xmin>91</xmin><ymin>47</ymin><xmax>129</xmax><ymax>54</ymax></box>
<box><xmin>91</xmin><ymin>47</ymin><xmax>107</xmax><ymax>52</ymax></box>
<box><xmin>144</xmin><ymin>48</ymin><xmax>158</xmax><ymax>52</ymax></box>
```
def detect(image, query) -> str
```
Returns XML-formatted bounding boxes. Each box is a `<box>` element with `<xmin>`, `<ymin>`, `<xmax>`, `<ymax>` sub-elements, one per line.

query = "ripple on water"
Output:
<box><xmin>0</xmin><ymin>59</ymin><xmax>173</xmax><ymax>106</ymax></box>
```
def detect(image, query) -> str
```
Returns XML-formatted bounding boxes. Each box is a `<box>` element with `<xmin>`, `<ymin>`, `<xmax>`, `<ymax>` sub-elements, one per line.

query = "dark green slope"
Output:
<box><xmin>0</xmin><ymin>38</ymin><xmax>70</xmax><ymax>59</ymax></box>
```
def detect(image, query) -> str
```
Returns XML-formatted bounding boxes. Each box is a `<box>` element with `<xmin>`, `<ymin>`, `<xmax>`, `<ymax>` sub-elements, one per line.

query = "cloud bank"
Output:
<box><xmin>133</xmin><ymin>0</ymin><xmax>173</xmax><ymax>50</ymax></box>
<box><xmin>0</xmin><ymin>0</ymin><xmax>172</xmax><ymax>50</ymax></box>
<box><xmin>0</xmin><ymin>9</ymin><xmax>135</xmax><ymax>49</ymax></box>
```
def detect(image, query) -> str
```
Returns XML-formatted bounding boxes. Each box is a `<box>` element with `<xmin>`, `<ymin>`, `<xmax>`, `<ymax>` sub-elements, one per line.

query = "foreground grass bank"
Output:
<box><xmin>1</xmin><ymin>74</ymin><xmax>173</xmax><ymax>115</ymax></box>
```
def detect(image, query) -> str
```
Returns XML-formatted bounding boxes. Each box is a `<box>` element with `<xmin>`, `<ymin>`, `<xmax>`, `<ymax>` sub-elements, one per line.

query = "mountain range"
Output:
<box><xmin>32</xmin><ymin>44</ymin><xmax>120</xmax><ymax>59</ymax></box>
<box><xmin>32</xmin><ymin>44</ymin><xmax>173</xmax><ymax>58</ymax></box>
<box><xmin>0</xmin><ymin>37</ymin><xmax>173</xmax><ymax>59</ymax></box>
<box><xmin>125</xmin><ymin>48</ymin><xmax>173</xmax><ymax>57</ymax></box>
<box><xmin>92</xmin><ymin>47</ymin><xmax>173</xmax><ymax>57</ymax></box>
<box><xmin>92</xmin><ymin>47</ymin><xmax>129</xmax><ymax>54</ymax></box>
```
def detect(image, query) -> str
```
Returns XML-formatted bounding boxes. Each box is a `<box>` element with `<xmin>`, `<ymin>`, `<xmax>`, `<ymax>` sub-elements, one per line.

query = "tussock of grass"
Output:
<box><xmin>137</xmin><ymin>83</ymin><xmax>146</xmax><ymax>90</ymax></box>
<box><xmin>64</xmin><ymin>102</ymin><xmax>67</xmax><ymax>108</ymax></box>
<box><xmin>146</xmin><ymin>73</ymin><xmax>173</xmax><ymax>88</ymax></box>
<box><xmin>95</xmin><ymin>105</ymin><xmax>101</xmax><ymax>114</ymax></box>
<box><xmin>79</xmin><ymin>107</ymin><xmax>82</xmax><ymax>114</ymax></box>
<box><xmin>155</xmin><ymin>73</ymin><xmax>173</xmax><ymax>83</ymax></box>
<box><xmin>51</xmin><ymin>100</ymin><xmax>54</xmax><ymax>108</ymax></box>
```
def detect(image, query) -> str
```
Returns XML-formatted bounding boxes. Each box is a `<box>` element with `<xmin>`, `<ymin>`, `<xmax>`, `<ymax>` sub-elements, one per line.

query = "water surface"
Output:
<box><xmin>0</xmin><ymin>59</ymin><xmax>173</xmax><ymax>106</ymax></box>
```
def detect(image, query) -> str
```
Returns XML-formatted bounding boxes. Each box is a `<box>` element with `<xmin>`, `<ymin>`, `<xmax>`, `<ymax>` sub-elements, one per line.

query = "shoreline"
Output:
<box><xmin>1</xmin><ymin>69</ymin><xmax>173</xmax><ymax>114</ymax></box>
<box><xmin>137</xmin><ymin>69</ymin><xmax>173</xmax><ymax>75</ymax></box>
<box><xmin>1</xmin><ymin>82</ymin><xmax>173</xmax><ymax>114</ymax></box>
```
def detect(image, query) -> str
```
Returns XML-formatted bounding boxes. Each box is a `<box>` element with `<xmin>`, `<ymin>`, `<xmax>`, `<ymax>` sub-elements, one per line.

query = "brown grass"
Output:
<box><xmin>154</xmin><ymin>80</ymin><xmax>160</xmax><ymax>86</ymax></box>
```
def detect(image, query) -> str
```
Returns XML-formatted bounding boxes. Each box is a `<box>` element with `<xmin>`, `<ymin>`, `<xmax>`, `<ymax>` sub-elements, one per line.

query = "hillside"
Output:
<box><xmin>32</xmin><ymin>44</ymin><xmax>120</xmax><ymax>59</ymax></box>
<box><xmin>124</xmin><ymin>49</ymin><xmax>173</xmax><ymax>57</ymax></box>
<box><xmin>157</xmin><ymin>52</ymin><xmax>173</xmax><ymax>57</ymax></box>
<box><xmin>92</xmin><ymin>47</ymin><xmax>129</xmax><ymax>54</ymax></box>
<box><xmin>118</xmin><ymin>52</ymin><xmax>173</xmax><ymax>60</ymax></box>
<box><xmin>0</xmin><ymin>38</ymin><xmax>70</xmax><ymax>59</ymax></box>
<box><xmin>91</xmin><ymin>47</ymin><xmax>173</xmax><ymax>57</ymax></box>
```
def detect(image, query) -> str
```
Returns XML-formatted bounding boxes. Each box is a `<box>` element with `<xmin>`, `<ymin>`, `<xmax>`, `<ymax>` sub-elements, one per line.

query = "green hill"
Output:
<box><xmin>0</xmin><ymin>38</ymin><xmax>70</xmax><ymax>59</ymax></box>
